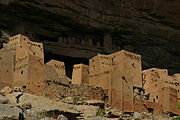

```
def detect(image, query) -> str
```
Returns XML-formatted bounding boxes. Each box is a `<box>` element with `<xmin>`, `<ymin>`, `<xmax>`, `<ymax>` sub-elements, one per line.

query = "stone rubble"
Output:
<box><xmin>0</xmin><ymin>86</ymin><xmax>176</xmax><ymax>120</ymax></box>
<box><xmin>0</xmin><ymin>86</ymin><xmax>12</xmax><ymax>96</ymax></box>
<box><xmin>0</xmin><ymin>95</ymin><xmax>8</xmax><ymax>104</ymax></box>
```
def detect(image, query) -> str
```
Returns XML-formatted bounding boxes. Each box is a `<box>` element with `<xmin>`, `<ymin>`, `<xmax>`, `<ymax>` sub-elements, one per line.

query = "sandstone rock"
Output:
<box><xmin>86</xmin><ymin>117</ymin><xmax>119</xmax><ymax>120</ymax></box>
<box><xmin>57</xmin><ymin>115</ymin><xmax>68</xmax><ymax>120</ymax></box>
<box><xmin>6</xmin><ymin>93</ymin><xmax>80</xmax><ymax>119</ymax></box>
<box><xmin>0</xmin><ymin>94</ymin><xmax>8</xmax><ymax>104</ymax></box>
<box><xmin>0</xmin><ymin>104</ymin><xmax>22</xmax><ymax>119</ymax></box>
<box><xmin>133</xmin><ymin>112</ymin><xmax>142</xmax><ymax>119</ymax></box>
<box><xmin>21</xmin><ymin>103</ymin><xmax>32</xmax><ymax>110</ymax></box>
<box><xmin>39</xmin><ymin>115</ymin><xmax>68</xmax><ymax>120</ymax></box>
<box><xmin>5</xmin><ymin>92</ymin><xmax>23</xmax><ymax>104</ymax></box>
<box><xmin>0</xmin><ymin>86</ymin><xmax>12</xmax><ymax>96</ymax></box>
<box><xmin>13</xmin><ymin>87</ymin><xmax>21</xmax><ymax>92</ymax></box>
<box><xmin>74</xmin><ymin>105</ymin><xmax>100</xmax><ymax>118</ymax></box>
<box><xmin>62</xmin><ymin>97</ymin><xmax>74</xmax><ymax>104</ymax></box>
<box><xmin>13</xmin><ymin>86</ymin><xmax>26</xmax><ymax>93</ymax></box>
<box><xmin>85</xmin><ymin>100</ymin><xmax>105</xmax><ymax>109</ymax></box>
<box><xmin>105</xmin><ymin>108</ymin><xmax>123</xmax><ymax>118</ymax></box>
<box><xmin>60</xmin><ymin>84</ymin><xmax>106</xmax><ymax>102</ymax></box>
<box><xmin>40</xmin><ymin>117</ymin><xmax>56</xmax><ymax>120</ymax></box>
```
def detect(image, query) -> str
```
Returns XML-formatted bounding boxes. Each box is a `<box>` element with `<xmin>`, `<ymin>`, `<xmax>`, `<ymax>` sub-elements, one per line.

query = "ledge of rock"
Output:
<box><xmin>0</xmin><ymin>0</ymin><xmax>179</xmax><ymax>74</ymax></box>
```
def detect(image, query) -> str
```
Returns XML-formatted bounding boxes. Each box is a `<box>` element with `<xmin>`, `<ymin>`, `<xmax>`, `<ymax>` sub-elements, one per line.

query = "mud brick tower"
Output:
<box><xmin>0</xmin><ymin>34</ymin><xmax>44</xmax><ymax>89</ymax></box>
<box><xmin>72</xmin><ymin>64</ymin><xmax>89</xmax><ymax>84</ymax></box>
<box><xmin>89</xmin><ymin>50</ymin><xmax>142</xmax><ymax>112</ymax></box>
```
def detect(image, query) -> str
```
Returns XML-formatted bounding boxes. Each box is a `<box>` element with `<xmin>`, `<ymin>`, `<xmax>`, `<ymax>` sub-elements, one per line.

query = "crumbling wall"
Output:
<box><xmin>133</xmin><ymin>99</ymin><xmax>163</xmax><ymax>115</ymax></box>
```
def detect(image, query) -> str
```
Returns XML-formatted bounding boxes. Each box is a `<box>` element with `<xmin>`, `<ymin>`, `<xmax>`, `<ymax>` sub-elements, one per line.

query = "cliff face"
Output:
<box><xmin>0</xmin><ymin>0</ymin><xmax>180</xmax><ymax>74</ymax></box>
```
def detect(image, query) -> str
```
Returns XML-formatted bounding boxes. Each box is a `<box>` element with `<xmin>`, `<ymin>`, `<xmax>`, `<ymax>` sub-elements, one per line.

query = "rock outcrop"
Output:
<box><xmin>0</xmin><ymin>104</ymin><xmax>22</xmax><ymax>119</ymax></box>
<box><xmin>0</xmin><ymin>85</ymin><xmax>175</xmax><ymax>120</ymax></box>
<box><xmin>0</xmin><ymin>0</ymin><xmax>180</xmax><ymax>74</ymax></box>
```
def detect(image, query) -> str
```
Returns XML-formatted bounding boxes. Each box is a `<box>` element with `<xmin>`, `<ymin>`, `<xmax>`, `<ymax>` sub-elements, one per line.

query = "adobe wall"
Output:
<box><xmin>142</xmin><ymin>68</ymin><xmax>168</xmax><ymax>102</ymax></box>
<box><xmin>81</xmin><ymin>64</ymin><xmax>89</xmax><ymax>84</ymax></box>
<box><xmin>25</xmin><ymin>39</ymin><xmax>44</xmax><ymax>83</ymax></box>
<box><xmin>159</xmin><ymin>87</ymin><xmax>180</xmax><ymax>115</ymax></box>
<box><xmin>143</xmin><ymin>68</ymin><xmax>180</xmax><ymax>103</ymax></box>
<box><xmin>163</xmin><ymin>75</ymin><xmax>180</xmax><ymax>102</ymax></box>
<box><xmin>89</xmin><ymin>50</ymin><xmax>139</xmax><ymax>112</ymax></box>
<box><xmin>0</xmin><ymin>34</ymin><xmax>45</xmax><ymax>88</ymax></box>
<box><xmin>46</xmin><ymin>60</ymin><xmax>65</xmax><ymax>78</ymax></box>
<box><xmin>111</xmin><ymin>50</ymin><xmax>142</xmax><ymax>88</ymax></box>
<box><xmin>7</xmin><ymin>34</ymin><xmax>28</xmax><ymax>50</ymax></box>
<box><xmin>173</xmin><ymin>74</ymin><xmax>180</xmax><ymax>80</ymax></box>
<box><xmin>14</xmin><ymin>45</ymin><xmax>28</xmax><ymax>87</ymax></box>
<box><xmin>111</xmin><ymin>51</ymin><xmax>133</xmax><ymax>112</ymax></box>
<box><xmin>172</xmin><ymin>74</ymin><xmax>180</xmax><ymax>101</ymax></box>
<box><xmin>90</xmin><ymin>70</ymin><xmax>113</xmax><ymax>99</ymax></box>
<box><xmin>72</xmin><ymin>64</ymin><xmax>89</xmax><ymax>84</ymax></box>
<box><xmin>28</xmin><ymin>54</ymin><xmax>44</xmax><ymax>82</ymax></box>
<box><xmin>89</xmin><ymin>54</ymin><xmax>113</xmax><ymax>76</ymax></box>
<box><xmin>13</xmin><ymin>35</ymin><xmax>44</xmax><ymax>86</ymax></box>
<box><xmin>89</xmin><ymin>54</ymin><xmax>113</xmax><ymax>98</ymax></box>
<box><xmin>0</xmin><ymin>50</ymin><xmax>15</xmax><ymax>89</ymax></box>
<box><xmin>72</xmin><ymin>64</ymin><xmax>82</xmax><ymax>84</ymax></box>
<box><xmin>133</xmin><ymin>99</ymin><xmax>163</xmax><ymax>115</ymax></box>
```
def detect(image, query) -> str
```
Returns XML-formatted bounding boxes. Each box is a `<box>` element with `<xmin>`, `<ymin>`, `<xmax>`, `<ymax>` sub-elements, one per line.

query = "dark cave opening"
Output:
<box><xmin>44</xmin><ymin>51</ymin><xmax>89</xmax><ymax>79</ymax></box>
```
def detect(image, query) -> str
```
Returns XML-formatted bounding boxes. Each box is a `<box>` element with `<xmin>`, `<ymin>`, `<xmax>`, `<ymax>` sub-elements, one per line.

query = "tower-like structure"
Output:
<box><xmin>0</xmin><ymin>34</ymin><xmax>44</xmax><ymax>89</ymax></box>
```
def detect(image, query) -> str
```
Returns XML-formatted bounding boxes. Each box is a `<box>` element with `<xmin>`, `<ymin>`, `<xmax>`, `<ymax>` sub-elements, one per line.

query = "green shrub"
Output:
<box><xmin>173</xmin><ymin>103</ymin><xmax>180</xmax><ymax>120</ymax></box>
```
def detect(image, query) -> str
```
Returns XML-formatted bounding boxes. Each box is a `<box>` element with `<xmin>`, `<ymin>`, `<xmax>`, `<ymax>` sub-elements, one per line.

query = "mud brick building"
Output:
<box><xmin>159</xmin><ymin>87</ymin><xmax>180</xmax><ymax>115</ymax></box>
<box><xmin>0</xmin><ymin>50</ymin><xmax>16</xmax><ymax>89</ymax></box>
<box><xmin>72</xmin><ymin>64</ymin><xmax>89</xmax><ymax>84</ymax></box>
<box><xmin>46</xmin><ymin>59</ymin><xmax>66</xmax><ymax>78</ymax></box>
<box><xmin>89</xmin><ymin>54</ymin><xmax>113</xmax><ymax>98</ymax></box>
<box><xmin>142</xmin><ymin>68</ymin><xmax>168</xmax><ymax>103</ymax></box>
<box><xmin>111</xmin><ymin>50</ymin><xmax>142</xmax><ymax>88</ymax></box>
<box><xmin>89</xmin><ymin>50</ymin><xmax>142</xmax><ymax>112</ymax></box>
<box><xmin>0</xmin><ymin>34</ymin><xmax>44</xmax><ymax>89</ymax></box>
<box><xmin>133</xmin><ymin>99</ymin><xmax>163</xmax><ymax>115</ymax></box>
<box><xmin>164</xmin><ymin>74</ymin><xmax>180</xmax><ymax>102</ymax></box>
<box><xmin>143</xmin><ymin>68</ymin><xmax>180</xmax><ymax>102</ymax></box>
<box><xmin>143</xmin><ymin>68</ymin><xmax>180</xmax><ymax>115</ymax></box>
